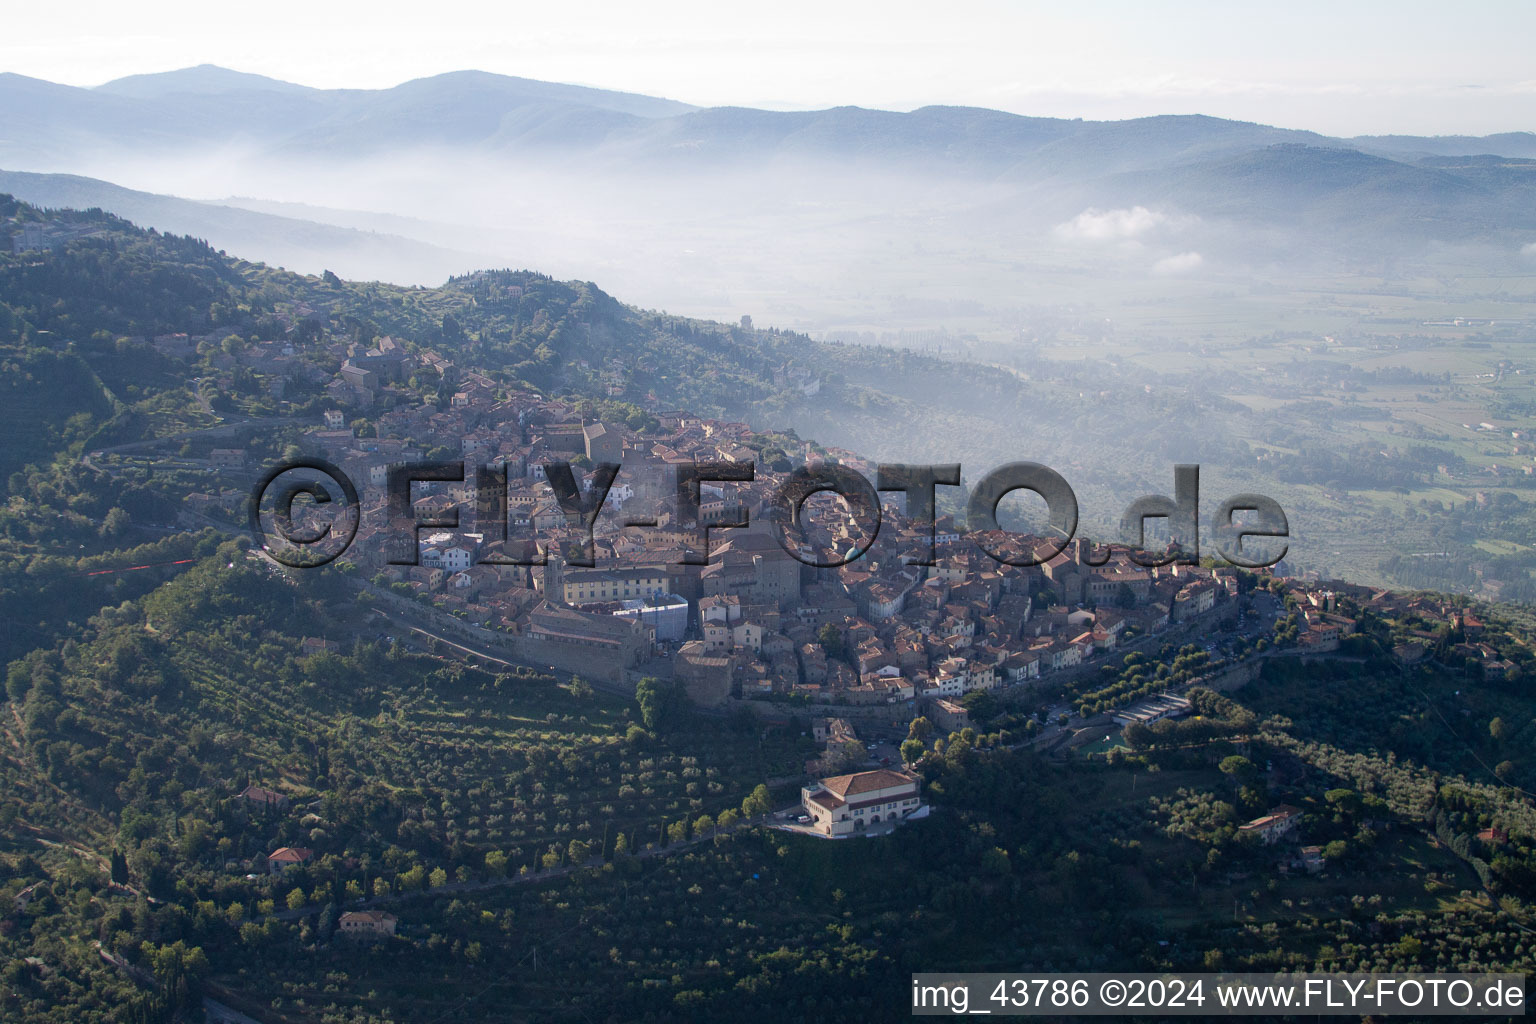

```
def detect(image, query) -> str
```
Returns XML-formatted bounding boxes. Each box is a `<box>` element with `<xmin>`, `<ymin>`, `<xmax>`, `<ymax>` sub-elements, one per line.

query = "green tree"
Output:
<box><xmin>317</xmin><ymin>902</ymin><xmax>336</xmax><ymax>940</ymax></box>
<box><xmin>634</xmin><ymin>676</ymin><xmax>680</xmax><ymax>731</ymax></box>
<box><xmin>823</xmin><ymin>739</ymin><xmax>866</xmax><ymax>773</ymax></box>
<box><xmin>1324</xmin><ymin>788</ymin><xmax>1362</xmax><ymax>819</ymax></box>
<box><xmin>959</xmin><ymin>690</ymin><xmax>1000</xmax><ymax>723</ymax></box>
<box><xmin>741</xmin><ymin>783</ymin><xmax>773</xmax><ymax>819</ymax></box>
<box><xmin>1219</xmin><ymin>755</ymin><xmax>1255</xmax><ymax>782</ymax></box>
<box><xmin>100</xmin><ymin>506</ymin><xmax>130</xmax><ymax>538</ymax></box>
<box><xmin>110</xmin><ymin>848</ymin><xmax>129</xmax><ymax>885</ymax></box>
<box><xmin>4</xmin><ymin>662</ymin><xmax>30</xmax><ymax>703</ymax></box>
<box><xmin>980</xmin><ymin>846</ymin><xmax>1012</xmax><ymax>877</ymax></box>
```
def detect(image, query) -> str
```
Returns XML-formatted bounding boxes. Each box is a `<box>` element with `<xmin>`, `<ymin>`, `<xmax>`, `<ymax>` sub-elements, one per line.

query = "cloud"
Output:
<box><xmin>1151</xmin><ymin>251</ymin><xmax>1203</xmax><ymax>275</ymax></box>
<box><xmin>1522</xmin><ymin>242</ymin><xmax>1536</xmax><ymax>257</ymax></box>
<box><xmin>1054</xmin><ymin>206</ymin><xmax>1167</xmax><ymax>242</ymax></box>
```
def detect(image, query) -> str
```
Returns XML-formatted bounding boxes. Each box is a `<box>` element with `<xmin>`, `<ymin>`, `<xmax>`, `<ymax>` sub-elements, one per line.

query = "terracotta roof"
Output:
<box><xmin>1240</xmin><ymin>805</ymin><xmax>1302</xmax><ymax>831</ymax></box>
<box><xmin>268</xmin><ymin>847</ymin><xmax>313</xmax><ymax>863</ymax></box>
<box><xmin>818</xmin><ymin>768</ymin><xmax>918</xmax><ymax>799</ymax></box>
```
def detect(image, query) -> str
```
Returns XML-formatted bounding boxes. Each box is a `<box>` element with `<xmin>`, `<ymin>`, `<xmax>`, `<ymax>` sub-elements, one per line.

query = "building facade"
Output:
<box><xmin>339</xmin><ymin>911</ymin><xmax>398</xmax><ymax>938</ymax></box>
<box><xmin>801</xmin><ymin>768</ymin><xmax>923</xmax><ymax>836</ymax></box>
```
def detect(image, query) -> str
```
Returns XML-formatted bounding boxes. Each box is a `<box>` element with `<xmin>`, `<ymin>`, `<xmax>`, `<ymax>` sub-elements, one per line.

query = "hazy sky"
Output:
<box><xmin>5</xmin><ymin>0</ymin><xmax>1534</xmax><ymax>135</ymax></box>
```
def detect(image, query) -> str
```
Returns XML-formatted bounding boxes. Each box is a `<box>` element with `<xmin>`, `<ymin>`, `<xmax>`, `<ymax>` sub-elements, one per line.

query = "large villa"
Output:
<box><xmin>800</xmin><ymin>768</ymin><xmax>924</xmax><ymax>836</ymax></box>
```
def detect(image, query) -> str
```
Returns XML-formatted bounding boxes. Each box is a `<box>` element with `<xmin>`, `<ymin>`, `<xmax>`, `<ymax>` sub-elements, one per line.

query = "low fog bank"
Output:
<box><xmin>13</xmin><ymin>145</ymin><xmax>1531</xmax><ymax>345</ymax></box>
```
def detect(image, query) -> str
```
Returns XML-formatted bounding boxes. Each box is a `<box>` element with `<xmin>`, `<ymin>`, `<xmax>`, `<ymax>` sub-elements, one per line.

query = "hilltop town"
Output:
<box><xmin>252</xmin><ymin>367</ymin><xmax>1246</xmax><ymax>708</ymax></box>
<box><xmin>145</xmin><ymin>320</ymin><xmax>1529</xmax><ymax>738</ymax></box>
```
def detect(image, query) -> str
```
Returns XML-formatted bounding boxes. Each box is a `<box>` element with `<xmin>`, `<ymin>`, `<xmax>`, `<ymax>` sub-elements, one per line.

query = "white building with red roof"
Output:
<box><xmin>266</xmin><ymin>847</ymin><xmax>314</xmax><ymax>875</ymax></box>
<box><xmin>801</xmin><ymin>768</ymin><xmax>923</xmax><ymax>836</ymax></box>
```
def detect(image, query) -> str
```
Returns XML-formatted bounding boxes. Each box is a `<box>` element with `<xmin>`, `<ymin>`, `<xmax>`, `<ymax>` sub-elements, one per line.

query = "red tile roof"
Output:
<box><xmin>268</xmin><ymin>846</ymin><xmax>313</xmax><ymax>864</ymax></box>
<box><xmin>819</xmin><ymin>768</ymin><xmax>918</xmax><ymax>799</ymax></box>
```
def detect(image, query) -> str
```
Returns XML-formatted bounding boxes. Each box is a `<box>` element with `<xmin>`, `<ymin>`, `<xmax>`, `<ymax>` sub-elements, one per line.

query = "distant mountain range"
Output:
<box><xmin>3</xmin><ymin>65</ymin><xmax>1531</xmax><ymax>170</ymax></box>
<box><xmin>3</xmin><ymin>64</ymin><xmax>1534</xmax><ymax>287</ymax></box>
<box><xmin>0</xmin><ymin>65</ymin><xmax>696</xmax><ymax>165</ymax></box>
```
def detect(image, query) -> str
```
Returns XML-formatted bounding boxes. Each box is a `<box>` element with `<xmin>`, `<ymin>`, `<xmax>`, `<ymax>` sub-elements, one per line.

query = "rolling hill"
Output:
<box><xmin>0</xmin><ymin>168</ymin><xmax>493</xmax><ymax>284</ymax></box>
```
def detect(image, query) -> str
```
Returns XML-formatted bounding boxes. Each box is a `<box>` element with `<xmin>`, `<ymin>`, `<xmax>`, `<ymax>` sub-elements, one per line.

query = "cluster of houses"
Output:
<box><xmin>1238</xmin><ymin>804</ymin><xmax>1329</xmax><ymax>874</ymax></box>
<box><xmin>116</xmin><ymin>299</ymin><xmax>1254</xmax><ymax>709</ymax></box>
<box><xmin>1287</xmin><ymin>582</ymin><xmax>1517</xmax><ymax>678</ymax></box>
<box><xmin>1287</xmin><ymin>589</ymin><xmax>1361</xmax><ymax>651</ymax></box>
<box><xmin>233</xmin><ymin>373</ymin><xmax>1252</xmax><ymax>703</ymax></box>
